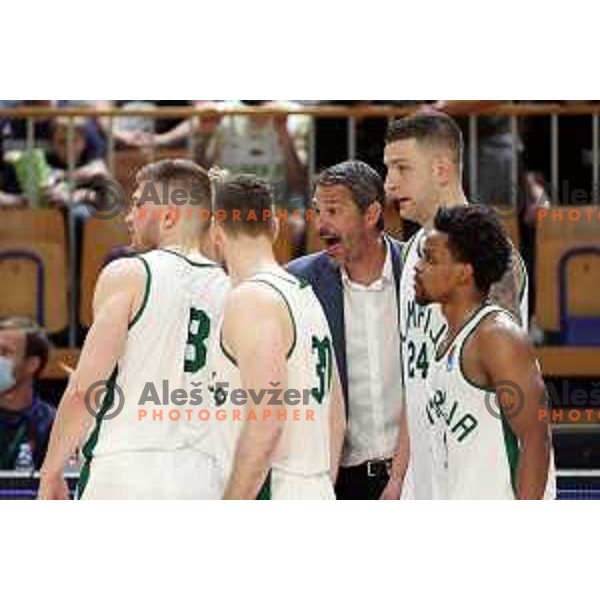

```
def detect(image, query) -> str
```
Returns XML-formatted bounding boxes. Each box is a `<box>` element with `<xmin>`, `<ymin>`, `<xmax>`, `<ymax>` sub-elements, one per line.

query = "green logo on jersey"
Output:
<box><xmin>402</xmin><ymin>300</ymin><xmax>446</xmax><ymax>381</ymax></box>
<box><xmin>311</xmin><ymin>335</ymin><xmax>332</xmax><ymax>404</ymax></box>
<box><xmin>184</xmin><ymin>308</ymin><xmax>211</xmax><ymax>374</ymax></box>
<box><xmin>402</xmin><ymin>300</ymin><xmax>447</xmax><ymax>346</ymax></box>
<box><xmin>426</xmin><ymin>389</ymin><xmax>478</xmax><ymax>442</ymax></box>
<box><xmin>407</xmin><ymin>340</ymin><xmax>429</xmax><ymax>379</ymax></box>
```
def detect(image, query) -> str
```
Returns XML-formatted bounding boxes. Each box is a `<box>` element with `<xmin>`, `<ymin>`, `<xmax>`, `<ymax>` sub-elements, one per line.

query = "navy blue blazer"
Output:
<box><xmin>287</xmin><ymin>235</ymin><xmax>404</xmax><ymax>412</ymax></box>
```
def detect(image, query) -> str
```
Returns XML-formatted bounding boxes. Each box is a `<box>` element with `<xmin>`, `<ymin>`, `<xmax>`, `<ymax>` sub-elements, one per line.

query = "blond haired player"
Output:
<box><xmin>209</xmin><ymin>174</ymin><xmax>345</xmax><ymax>499</ymax></box>
<box><xmin>39</xmin><ymin>159</ymin><xmax>229</xmax><ymax>499</ymax></box>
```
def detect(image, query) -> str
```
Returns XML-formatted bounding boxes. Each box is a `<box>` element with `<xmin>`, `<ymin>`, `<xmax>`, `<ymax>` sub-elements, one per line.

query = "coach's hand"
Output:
<box><xmin>38</xmin><ymin>473</ymin><xmax>70</xmax><ymax>500</ymax></box>
<box><xmin>380</xmin><ymin>477</ymin><xmax>402</xmax><ymax>500</ymax></box>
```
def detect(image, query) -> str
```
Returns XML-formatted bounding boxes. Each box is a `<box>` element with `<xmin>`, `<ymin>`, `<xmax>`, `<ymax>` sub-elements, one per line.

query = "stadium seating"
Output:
<box><xmin>536</xmin><ymin>207</ymin><xmax>600</xmax><ymax>337</ymax></box>
<box><xmin>0</xmin><ymin>208</ymin><xmax>69</xmax><ymax>334</ymax></box>
<box><xmin>560</xmin><ymin>248</ymin><xmax>600</xmax><ymax>345</ymax></box>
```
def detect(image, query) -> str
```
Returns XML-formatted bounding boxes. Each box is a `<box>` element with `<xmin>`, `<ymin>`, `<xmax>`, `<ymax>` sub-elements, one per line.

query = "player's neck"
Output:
<box><xmin>160</xmin><ymin>233</ymin><xmax>203</xmax><ymax>257</ymax></box>
<box><xmin>0</xmin><ymin>382</ymin><xmax>34</xmax><ymax>414</ymax></box>
<box><xmin>343</xmin><ymin>233</ymin><xmax>386</xmax><ymax>286</ymax></box>
<box><xmin>226</xmin><ymin>237</ymin><xmax>280</xmax><ymax>285</ymax></box>
<box><xmin>422</xmin><ymin>186</ymin><xmax>468</xmax><ymax>230</ymax></box>
<box><xmin>442</xmin><ymin>293</ymin><xmax>487</xmax><ymax>335</ymax></box>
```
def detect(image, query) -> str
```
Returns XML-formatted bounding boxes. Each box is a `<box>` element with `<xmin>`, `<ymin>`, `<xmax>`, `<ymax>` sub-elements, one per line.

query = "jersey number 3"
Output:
<box><xmin>184</xmin><ymin>308</ymin><xmax>211</xmax><ymax>374</ymax></box>
<box><xmin>311</xmin><ymin>335</ymin><xmax>332</xmax><ymax>404</ymax></box>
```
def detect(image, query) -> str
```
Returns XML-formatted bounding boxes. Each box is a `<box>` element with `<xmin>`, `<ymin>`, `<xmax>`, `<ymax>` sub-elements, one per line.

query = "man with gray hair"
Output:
<box><xmin>287</xmin><ymin>160</ymin><xmax>405</xmax><ymax>499</ymax></box>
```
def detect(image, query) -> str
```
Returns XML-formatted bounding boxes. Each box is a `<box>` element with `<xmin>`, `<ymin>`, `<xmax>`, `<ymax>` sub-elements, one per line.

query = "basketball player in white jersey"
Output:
<box><xmin>382</xmin><ymin>112</ymin><xmax>529</xmax><ymax>499</ymax></box>
<box><xmin>208</xmin><ymin>174</ymin><xmax>345</xmax><ymax>499</ymax></box>
<box><xmin>38</xmin><ymin>159</ymin><xmax>230</xmax><ymax>499</ymax></box>
<box><xmin>415</xmin><ymin>205</ymin><xmax>553</xmax><ymax>499</ymax></box>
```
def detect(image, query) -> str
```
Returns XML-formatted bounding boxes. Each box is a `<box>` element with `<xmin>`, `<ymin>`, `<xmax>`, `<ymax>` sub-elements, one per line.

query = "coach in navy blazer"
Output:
<box><xmin>287</xmin><ymin>160</ymin><xmax>404</xmax><ymax>500</ymax></box>
<box><xmin>287</xmin><ymin>234</ymin><xmax>403</xmax><ymax>409</ymax></box>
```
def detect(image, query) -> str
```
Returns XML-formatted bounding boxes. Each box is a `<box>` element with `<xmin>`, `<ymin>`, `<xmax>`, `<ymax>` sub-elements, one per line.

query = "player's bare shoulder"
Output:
<box><xmin>223</xmin><ymin>279</ymin><xmax>292</xmax><ymax>339</ymax></box>
<box><xmin>93</xmin><ymin>255</ymin><xmax>149</xmax><ymax>320</ymax></box>
<box><xmin>98</xmin><ymin>255</ymin><xmax>146</xmax><ymax>284</ymax></box>
<box><xmin>472</xmin><ymin>309</ymin><xmax>532</xmax><ymax>365</ymax></box>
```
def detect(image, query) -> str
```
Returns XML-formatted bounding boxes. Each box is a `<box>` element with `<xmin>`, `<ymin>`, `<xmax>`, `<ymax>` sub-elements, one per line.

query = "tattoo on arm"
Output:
<box><xmin>489</xmin><ymin>254</ymin><xmax>524</xmax><ymax>325</ymax></box>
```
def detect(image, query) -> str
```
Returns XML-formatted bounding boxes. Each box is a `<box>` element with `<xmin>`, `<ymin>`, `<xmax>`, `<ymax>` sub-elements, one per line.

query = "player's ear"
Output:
<box><xmin>271</xmin><ymin>213</ymin><xmax>280</xmax><ymax>242</ymax></box>
<box><xmin>459</xmin><ymin>262</ymin><xmax>475</xmax><ymax>287</ymax></box>
<box><xmin>432</xmin><ymin>154</ymin><xmax>452</xmax><ymax>187</ymax></box>
<box><xmin>211</xmin><ymin>220</ymin><xmax>224</xmax><ymax>248</ymax></box>
<box><xmin>163</xmin><ymin>207</ymin><xmax>179</xmax><ymax>231</ymax></box>
<box><xmin>364</xmin><ymin>200</ymin><xmax>382</xmax><ymax>230</ymax></box>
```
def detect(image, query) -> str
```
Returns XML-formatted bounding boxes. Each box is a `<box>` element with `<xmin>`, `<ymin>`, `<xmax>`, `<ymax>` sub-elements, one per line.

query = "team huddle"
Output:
<box><xmin>38</xmin><ymin>112</ymin><xmax>555</xmax><ymax>500</ymax></box>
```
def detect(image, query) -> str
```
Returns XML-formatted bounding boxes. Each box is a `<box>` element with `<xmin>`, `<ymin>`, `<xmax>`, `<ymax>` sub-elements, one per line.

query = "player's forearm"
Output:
<box><xmin>390</xmin><ymin>407</ymin><xmax>410</xmax><ymax>484</ymax></box>
<box><xmin>72</xmin><ymin>159</ymin><xmax>108</xmax><ymax>183</ymax></box>
<box><xmin>515</xmin><ymin>431</ymin><xmax>550</xmax><ymax>500</ymax></box>
<box><xmin>154</xmin><ymin>119</ymin><xmax>194</xmax><ymax>147</ymax></box>
<box><xmin>40</xmin><ymin>385</ymin><xmax>95</xmax><ymax>477</ymax></box>
<box><xmin>223</xmin><ymin>419</ymin><xmax>283</xmax><ymax>499</ymax></box>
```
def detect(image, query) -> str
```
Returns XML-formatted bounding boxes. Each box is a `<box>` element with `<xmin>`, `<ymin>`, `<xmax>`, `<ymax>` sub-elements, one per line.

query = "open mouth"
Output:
<box><xmin>320</xmin><ymin>233</ymin><xmax>343</xmax><ymax>252</ymax></box>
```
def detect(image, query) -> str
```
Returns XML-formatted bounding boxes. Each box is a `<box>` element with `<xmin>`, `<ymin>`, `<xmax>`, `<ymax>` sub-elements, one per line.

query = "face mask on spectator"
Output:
<box><xmin>0</xmin><ymin>356</ymin><xmax>16</xmax><ymax>393</ymax></box>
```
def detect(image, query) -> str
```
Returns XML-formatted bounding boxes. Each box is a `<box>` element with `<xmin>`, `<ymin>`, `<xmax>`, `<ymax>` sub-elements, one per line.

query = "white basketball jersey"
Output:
<box><xmin>83</xmin><ymin>248</ymin><xmax>230</xmax><ymax>462</ymax></box>
<box><xmin>400</xmin><ymin>228</ymin><xmax>529</xmax><ymax>499</ymax></box>
<box><xmin>209</xmin><ymin>271</ymin><xmax>335</xmax><ymax>489</ymax></box>
<box><xmin>426</xmin><ymin>304</ymin><xmax>555</xmax><ymax>499</ymax></box>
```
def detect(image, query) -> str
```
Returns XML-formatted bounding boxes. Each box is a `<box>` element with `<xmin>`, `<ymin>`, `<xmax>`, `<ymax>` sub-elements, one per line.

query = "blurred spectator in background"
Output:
<box><xmin>93</xmin><ymin>100</ymin><xmax>193</xmax><ymax>148</ymax></box>
<box><xmin>140</xmin><ymin>100</ymin><xmax>310</xmax><ymax>250</ymax></box>
<box><xmin>0</xmin><ymin>129</ymin><xmax>24</xmax><ymax>207</ymax></box>
<box><xmin>422</xmin><ymin>101</ymin><xmax>521</xmax><ymax>208</ymax></box>
<box><xmin>213</xmin><ymin>100</ymin><xmax>310</xmax><ymax>250</ymax></box>
<box><xmin>1</xmin><ymin>102</ymin><xmax>107</xmax><ymax>207</ymax></box>
<box><xmin>1</xmin><ymin>101</ymin><xmax>105</xmax><ymax>156</ymax></box>
<box><xmin>211</xmin><ymin>101</ymin><xmax>308</xmax><ymax>208</ymax></box>
<box><xmin>44</xmin><ymin>116</ymin><xmax>109</xmax><ymax>208</ymax></box>
<box><xmin>0</xmin><ymin>317</ymin><xmax>54</xmax><ymax>471</ymax></box>
<box><xmin>145</xmin><ymin>100</ymin><xmax>310</xmax><ymax>209</ymax></box>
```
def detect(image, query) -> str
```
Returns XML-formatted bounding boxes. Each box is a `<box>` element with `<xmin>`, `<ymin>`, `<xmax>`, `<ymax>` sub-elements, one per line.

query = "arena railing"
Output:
<box><xmin>2</xmin><ymin>102</ymin><xmax>600</xmax><ymax>360</ymax></box>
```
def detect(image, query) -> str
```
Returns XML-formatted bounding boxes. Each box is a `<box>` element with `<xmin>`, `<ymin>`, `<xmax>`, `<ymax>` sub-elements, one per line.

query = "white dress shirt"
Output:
<box><xmin>340</xmin><ymin>240</ymin><xmax>404</xmax><ymax>467</ymax></box>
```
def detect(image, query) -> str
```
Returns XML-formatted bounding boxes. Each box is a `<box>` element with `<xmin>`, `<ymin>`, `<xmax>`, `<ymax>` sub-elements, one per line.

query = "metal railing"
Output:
<box><xmin>2</xmin><ymin>101</ymin><xmax>600</xmax><ymax>344</ymax></box>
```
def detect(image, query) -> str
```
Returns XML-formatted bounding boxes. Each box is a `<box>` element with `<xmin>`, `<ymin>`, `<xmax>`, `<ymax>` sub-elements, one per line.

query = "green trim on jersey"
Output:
<box><xmin>76</xmin><ymin>368</ymin><xmax>118</xmax><ymax>499</ymax></box>
<box><xmin>219</xmin><ymin>275</ymin><xmax>298</xmax><ymax>367</ymax></box>
<box><xmin>256</xmin><ymin>270</ymin><xmax>300</xmax><ymax>287</ymax></box>
<box><xmin>251</xmin><ymin>278</ymin><xmax>297</xmax><ymax>361</ymax></box>
<box><xmin>402</xmin><ymin>230</ymin><xmax>420</xmax><ymax>263</ymax></box>
<box><xmin>500</xmin><ymin>409</ymin><xmax>520</xmax><ymax>496</ymax></box>
<box><xmin>456</xmin><ymin>312</ymin><xmax>499</xmax><ymax>393</ymax></box>
<box><xmin>434</xmin><ymin>303</ymin><xmax>489</xmax><ymax>364</ymax></box>
<box><xmin>159</xmin><ymin>248</ymin><xmax>219</xmax><ymax>268</ymax></box>
<box><xmin>457</xmin><ymin>307</ymin><xmax>517</xmax><ymax>392</ymax></box>
<box><xmin>129</xmin><ymin>255</ymin><xmax>151</xmax><ymax>330</ymax></box>
<box><xmin>256</xmin><ymin>470</ymin><xmax>272</xmax><ymax>500</ymax></box>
